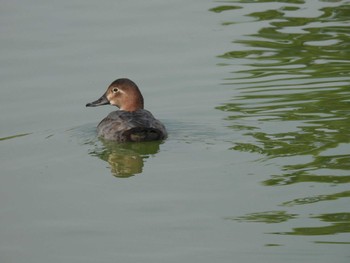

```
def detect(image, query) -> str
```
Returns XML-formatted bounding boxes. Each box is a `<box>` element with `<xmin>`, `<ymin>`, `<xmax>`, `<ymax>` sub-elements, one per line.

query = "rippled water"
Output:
<box><xmin>1</xmin><ymin>0</ymin><xmax>349</xmax><ymax>262</ymax></box>
<box><xmin>212</xmin><ymin>0</ymin><xmax>350</xmax><ymax>242</ymax></box>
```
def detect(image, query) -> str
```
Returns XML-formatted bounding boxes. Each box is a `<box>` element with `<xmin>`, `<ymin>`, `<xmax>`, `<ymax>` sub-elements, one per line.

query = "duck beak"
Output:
<box><xmin>86</xmin><ymin>94</ymin><xmax>110</xmax><ymax>107</ymax></box>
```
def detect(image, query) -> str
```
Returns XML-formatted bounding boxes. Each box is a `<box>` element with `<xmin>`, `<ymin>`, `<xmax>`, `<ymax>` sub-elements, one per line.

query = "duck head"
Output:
<box><xmin>86</xmin><ymin>78</ymin><xmax>144</xmax><ymax>112</ymax></box>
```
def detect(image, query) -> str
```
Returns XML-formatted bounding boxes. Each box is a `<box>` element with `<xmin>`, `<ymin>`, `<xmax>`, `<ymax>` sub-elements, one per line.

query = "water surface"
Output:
<box><xmin>213</xmin><ymin>0</ymin><xmax>350</xmax><ymax>253</ymax></box>
<box><xmin>1</xmin><ymin>0</ymin><xmax>349</xmax><ymax>262</ymax></box>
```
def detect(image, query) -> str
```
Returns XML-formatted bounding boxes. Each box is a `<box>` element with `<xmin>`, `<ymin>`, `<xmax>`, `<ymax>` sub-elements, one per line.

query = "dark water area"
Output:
<box><xmin>212</xmin><ymin>0</ymin><xmax>350</xmax><ymax>243</ymax></box>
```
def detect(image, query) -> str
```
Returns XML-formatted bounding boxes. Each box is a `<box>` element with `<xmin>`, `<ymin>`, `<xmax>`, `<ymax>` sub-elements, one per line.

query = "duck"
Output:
<box><xmin>86</xmin><ymin>78</ymin><xmax>167</xmax><ymax>142</ymax></box>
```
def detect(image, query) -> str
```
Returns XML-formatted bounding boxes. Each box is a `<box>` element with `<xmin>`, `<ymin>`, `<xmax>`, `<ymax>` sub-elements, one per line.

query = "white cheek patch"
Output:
<box><xmin>106</xmin><ymin>93</ymin><xmax>113</xmax><ymax>101</ymax></box>
<box><xmin>107</xmin><ymin>89</ymin><xmax>124</xmax><ymax>107</ymax></box>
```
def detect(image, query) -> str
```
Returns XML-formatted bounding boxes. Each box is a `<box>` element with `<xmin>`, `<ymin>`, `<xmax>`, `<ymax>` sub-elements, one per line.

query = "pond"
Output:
<box><xmin>1</xmin><ymin>0</ymin><xmax>349</xmax><ymax>262</ymax></box>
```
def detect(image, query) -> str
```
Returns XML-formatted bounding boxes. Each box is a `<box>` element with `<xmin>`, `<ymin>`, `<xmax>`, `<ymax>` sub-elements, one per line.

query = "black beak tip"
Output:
<box><xmin>85</xmin><ymin>94</ymin><xmax>109</xmax><ymax>108</ymax></box>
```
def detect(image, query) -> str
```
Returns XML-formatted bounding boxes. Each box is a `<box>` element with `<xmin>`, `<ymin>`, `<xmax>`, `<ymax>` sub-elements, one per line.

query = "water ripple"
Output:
<box><xmin>212</xmin><ymin>0</ymin><xmax>350</xmax><ymax>238</ymax></box>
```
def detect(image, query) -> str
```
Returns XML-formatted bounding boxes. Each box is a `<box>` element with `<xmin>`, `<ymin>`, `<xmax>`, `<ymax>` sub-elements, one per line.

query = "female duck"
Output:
<box><xmin>86</xmin><ymin>78</ymin><xmax>167</xmax><ymax>142</ymax></box>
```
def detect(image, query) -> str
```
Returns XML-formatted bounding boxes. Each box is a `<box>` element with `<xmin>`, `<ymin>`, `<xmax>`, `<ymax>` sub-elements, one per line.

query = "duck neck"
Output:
<box><xmin>120</xmin><ymin>100</ymin><xmax>144</xmax><ymax>112</ymax></box>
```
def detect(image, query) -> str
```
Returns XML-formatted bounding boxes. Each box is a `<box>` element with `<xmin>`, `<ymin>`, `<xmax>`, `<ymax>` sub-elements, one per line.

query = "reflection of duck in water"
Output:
<box><xmin>90</xmin><ymin>140</ymin><xmax>162</xmax><ymax>178</ymax></box>
<box><xmin>86</xmin><ymin>78</ymin><xmax>167</xmax><ymax>142</ymax></box>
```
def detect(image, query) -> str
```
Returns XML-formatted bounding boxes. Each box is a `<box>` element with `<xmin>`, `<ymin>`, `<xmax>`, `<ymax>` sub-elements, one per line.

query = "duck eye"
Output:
<box><xmin>112</xmin><ymin>88</ymin><xmax>119</xmax><ymax>93</ymax></box>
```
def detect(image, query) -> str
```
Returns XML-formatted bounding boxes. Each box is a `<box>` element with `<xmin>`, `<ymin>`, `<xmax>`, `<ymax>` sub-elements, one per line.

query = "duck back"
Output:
<box><xmin>97</xmin><ymin>109</ymin><xmax>167</xmax><ymax>142</ymax></box>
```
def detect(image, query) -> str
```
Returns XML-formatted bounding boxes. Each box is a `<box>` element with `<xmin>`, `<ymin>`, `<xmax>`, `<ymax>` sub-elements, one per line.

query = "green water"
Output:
<box><xmin>213</xmin><ymin>0</ymin><xmax>350</xmax><ymax>240</ymax></box>
<box><xmin>1</xmin><ymin>0</ymin><xmax>349</xmax><ymax>262</ymax></box>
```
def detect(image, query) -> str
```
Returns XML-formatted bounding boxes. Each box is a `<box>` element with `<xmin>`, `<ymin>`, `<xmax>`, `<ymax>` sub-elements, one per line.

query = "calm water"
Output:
<box><xmin>1</xmin><ymin>0</ymin><xmax>349</xmax><ymax>262</ymax></box>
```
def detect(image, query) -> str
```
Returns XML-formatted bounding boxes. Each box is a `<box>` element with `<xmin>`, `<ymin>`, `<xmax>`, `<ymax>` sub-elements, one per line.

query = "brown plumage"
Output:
<box><xmin>86</xmin><ymin>78</ymin><xmax>167</xmax><ymax>142</ymax></box>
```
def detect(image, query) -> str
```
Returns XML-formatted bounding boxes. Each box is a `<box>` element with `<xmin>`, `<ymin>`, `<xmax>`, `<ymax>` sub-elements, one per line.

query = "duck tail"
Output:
<box><xmin>123</xmin><ymin>128</ymin><xmax>165</xmax><ymax>142</ymax></box>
